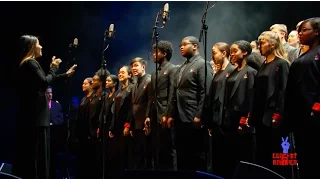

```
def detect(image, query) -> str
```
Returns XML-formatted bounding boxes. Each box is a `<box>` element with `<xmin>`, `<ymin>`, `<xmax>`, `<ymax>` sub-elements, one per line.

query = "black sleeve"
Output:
<box><xmin>26</xmin><ymin>59</ymin><xmax>59</xmax><ymax>88</ymax></box>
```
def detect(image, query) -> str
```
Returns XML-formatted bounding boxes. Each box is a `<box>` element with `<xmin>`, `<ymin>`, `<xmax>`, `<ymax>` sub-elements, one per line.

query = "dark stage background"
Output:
<box><xmin>0</xmin><ymin>1</ymin><xmax>318</xmax><ymax>165</ymax></box>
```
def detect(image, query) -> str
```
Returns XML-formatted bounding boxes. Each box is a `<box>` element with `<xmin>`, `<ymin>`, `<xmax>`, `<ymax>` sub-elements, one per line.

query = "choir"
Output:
<box><xmin>15</xmin><ymin>17</ymin><xmax>320</xmax><ymax>179</ymax></box>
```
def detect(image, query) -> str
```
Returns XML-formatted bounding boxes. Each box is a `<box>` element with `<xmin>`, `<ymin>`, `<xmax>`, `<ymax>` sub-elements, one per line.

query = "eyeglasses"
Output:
<box><xmin>299</xmin><ymin>28</ymin><xmax>313</xmax><ymax>33</ymax></box>
<box><xmin>179</xmin><ymin>43</ymin><xmax>193</xmax><ymax>48</ymax></box>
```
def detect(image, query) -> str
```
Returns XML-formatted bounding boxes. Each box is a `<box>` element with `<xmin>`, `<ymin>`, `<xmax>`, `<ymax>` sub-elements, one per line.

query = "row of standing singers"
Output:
<box><xmin>13</xmin><ymin>18</ymin><xmax>320</xmax><ymax>179</ymax></box>
<box><xmin>76</xmin><ymin>21</ymin><xmax>320</xmax><ymax>179</ymax></box>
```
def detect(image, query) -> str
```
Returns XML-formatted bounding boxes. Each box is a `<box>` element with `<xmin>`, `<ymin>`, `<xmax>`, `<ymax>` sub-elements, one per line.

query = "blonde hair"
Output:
<box><xmin>270</xmin><ymin>24</ymin><xmax>288</xmax><ymax>34</ymax></box>
<box><xmin>258</xmin><ymin>31</ymin><xmax>290</xmax><ymax>63</ymax></box>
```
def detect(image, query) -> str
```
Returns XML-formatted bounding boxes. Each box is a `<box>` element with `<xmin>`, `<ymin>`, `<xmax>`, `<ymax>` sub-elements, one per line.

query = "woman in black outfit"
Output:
<box><xmin>218</xmin><ymin>40</ymin><xmax>257</xmax><ymax>178</ymax></box>
<box><xmin>251</xmin><ymin>31</ymin><xmax>290</xmax><ymax>174</ymax></box>
<box><xmin>103</xmin><ymin>74</ymin><xmax>119</xmax><ymax>177</ymax></box>
<box><xmin>13</xmin><ymin>35</ymin><xmax>76</xmax><ymax>179</ymax></box>
<box><xmin>284</xmin><ymin>17</ymin><xmax>320</xmax><ymax>179</ymax></box>
<box><xmin>109</xmin><ymin>66</ymin><xmax>134</xmax><ymax>177</ymax></box>
<box><xmin>206</xmin><ymin>42</ymin><xmax>236</xmax><ymax>175</ymax></box>
<box><xmin>80</xmin><ymin>70</ymin><xmax>110</xmax><ymax>178</ymax></box>
<box><xmin>76</xmin><ymin>77</ymin><xmax>94</xmax><ymax>178</ymax></box>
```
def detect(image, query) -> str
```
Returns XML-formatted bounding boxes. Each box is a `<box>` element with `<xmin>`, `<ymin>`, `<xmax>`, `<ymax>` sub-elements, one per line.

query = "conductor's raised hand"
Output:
<box><xmin>50</xmin><ymin>56</ymin><xmax>62</xmax><ymax>67</ymax></box>
<box><xmin>66</xmin><ymin>64</ymin><xmax>77</xmax><ymax>77</ymax></box>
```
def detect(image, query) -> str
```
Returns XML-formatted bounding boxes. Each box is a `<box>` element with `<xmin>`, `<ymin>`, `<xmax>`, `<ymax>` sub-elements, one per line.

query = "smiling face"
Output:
<box><xmin>230</xmin><ymin>44</ymin><xmax>247</xmax><ymax>65</ymax></box>
<box><xmin>118</xmin><ymin>67</ymin><xmax>131</xmax><ymax>83</ymax></box>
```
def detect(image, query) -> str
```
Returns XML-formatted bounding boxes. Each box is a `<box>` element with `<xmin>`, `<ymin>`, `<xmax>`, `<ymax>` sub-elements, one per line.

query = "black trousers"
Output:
<box><xmin>13</xmin><ymin>126</ymin><xmax>50</xmax><ymax>179</ymax></box>
<box><xmin>76</xmin><ymin>138</ymin><xmax>102</xmax><ymax>179</ymax></box>
<box><xmin>294</xmin><ymin>119</ymin><xmax>320</xmax><ymax>179</ymax></box>
<box><xmin>107</xmin><ymin>133</ymin><xmax>134</xmax><ymax>178</ymax></box>
<box><xmin>132</xmin><ymin>129</ymin><xmax>148</xmax><ymax>169</ymax></box>
<box><xmin>151</xmin><ymin>123</ymin><xmax>177</xmax><ymax>170</ymax></box>
<box><xmin>211</xmin><ymin>128</ymin><xmax>256</xmax><ymax>179</ymax></box>
<box><xmin>175</xmin><ymin>122</ymin><xmax>207</xmax><ymax>172</ymax></box>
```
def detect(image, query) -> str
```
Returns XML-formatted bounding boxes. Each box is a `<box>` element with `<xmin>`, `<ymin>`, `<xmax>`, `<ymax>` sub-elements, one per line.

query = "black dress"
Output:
<box><xmin>13</xmin><ymin>59</ymin><xmax>59</xmax><ymax>179</ymax></box>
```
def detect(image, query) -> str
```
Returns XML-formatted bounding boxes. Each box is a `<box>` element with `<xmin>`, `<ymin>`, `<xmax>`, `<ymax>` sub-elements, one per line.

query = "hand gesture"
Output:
<box><xmin>66</xmin><ymin>64</ymin><xmax>77</xmax><ymax>77</ymax></box>
<box><xmin>281</xmin><ymin>136</ymin><xmax>290</xmax><ymax>153</ymax></box>
<box><xmin>50</xmin><ymin>56</ymin><xmax>62</xmax><ymax>67</ymax></box>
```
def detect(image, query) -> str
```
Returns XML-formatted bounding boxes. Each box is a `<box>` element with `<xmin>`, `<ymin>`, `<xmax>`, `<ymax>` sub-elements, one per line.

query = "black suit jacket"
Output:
<box><xmin>131</xmin><ymin>74</ymin><xmax>151</xmax><ymax>130</ymax></box>
<box><xmin>18</xmin><ymin>59</ymin><xmax>59</xmax><ymax>127</ymax></box>
<box><xmin>224</xmin><ymin>65</ymin><xmax>257</xmax><ymax>128</ymax></box>
<box><xmin>110</xmin><ymin>84</ymin><xmax>133</xmax><ymax>133</ymax></box>
<box><xmin>88</xmin><ymin>92</ymin><xmax>105</xmax><ymax>138</ymax></box>
<box><xmin>206</xmin><ymin>63</ymin><xmax>236</xmax><ymax>129</ymax></box>
<box><xmin>146</xmin><ymin>62</ymin><xmax>177</xmax><ymax>123</ymax></box>
<box><xmin>168</xmin><ymin>54</ymin><xmax>213</xmax><ymax>123</ymax></box>
<box><xmin>251</xmin><ymin>58</ymin><xmax>290</xmax><ymax>127</ymax></box>
<box><xmin>50</xmin><ymin>101</ymin><xmax>64</xmax><ymax>125</ymax></box>
<box><xmin>284</xmin><ymin>45</ymin><xmax>320</xmax><ymax>131</ymax></box>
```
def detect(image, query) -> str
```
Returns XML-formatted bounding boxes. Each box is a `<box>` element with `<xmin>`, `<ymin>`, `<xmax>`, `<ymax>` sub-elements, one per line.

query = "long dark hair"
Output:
<box><xmin>108</xmin><ymin>74</ymin><xmax>119</xmax><ymax>91</ymax></box>
<box><xmin>19</xmin><ymin>35</ymin><xmax>38</xmax><ymax>64</ymax></box>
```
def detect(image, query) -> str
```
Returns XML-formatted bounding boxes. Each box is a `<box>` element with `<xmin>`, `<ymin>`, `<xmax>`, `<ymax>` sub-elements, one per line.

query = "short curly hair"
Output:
<box><xmin>153</xmin><ymin>40</ymin><xmax>173</xmax><ymax>61</ymax></box>
<box><xmin>95</xmin><ymin>68</ymin><xmax>110</xmax><ymax>82</ymax></box>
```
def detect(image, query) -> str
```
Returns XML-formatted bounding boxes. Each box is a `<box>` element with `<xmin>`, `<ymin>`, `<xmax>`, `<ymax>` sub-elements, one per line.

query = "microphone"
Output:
<box><xmin>108</xmin><ymin>24</ymin><xmax>114</xmax><ymax>38</ymax></box>
<box><xmin>69</xmin><ymin>38</ymin><xmax>78</xmax><ymax>52</ymax></box>
<box><xmin>162</xmin><ymin>3</ymin><xmax>169</xmax><ymax>26</ymax></box>
<box><xmin>73</xmin><ymin>38</ymin><xmax>78</xmax><ymax>48</ymax></box>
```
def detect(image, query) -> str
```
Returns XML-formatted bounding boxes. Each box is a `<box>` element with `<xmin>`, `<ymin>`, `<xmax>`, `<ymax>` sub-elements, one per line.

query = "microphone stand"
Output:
<box><xmin>199</xmin><ymin>1</ymin><xmax>211</xmax><ymax>174</ymax></box>
<box><xmin>101</xmin><ymin>30</ymin><xmax>112</xmax><ymax>179</ymax></box>
<box><xmin>62</xmin><ymin>41</ymin><xmax>77</xmax><ymax>179</ymax></box>
<box><xmin>289</xmin><ymin>132</ymin><xmax>300</xmax><ymax>178</ymax></box>
<box><xmin>152</xmin><ymin>11</ymin><xmax>161</xmax><ymax>170</ymax></box>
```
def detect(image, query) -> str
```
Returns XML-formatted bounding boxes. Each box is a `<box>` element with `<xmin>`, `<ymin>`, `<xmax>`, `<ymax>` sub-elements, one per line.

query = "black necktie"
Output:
<box><xmin>178</xmin><ymin>60</ymin><xmax>189</xmax><ymax>82</ymax></box>
<box><xmin>137</xmin><ymin>77</ymin><xmax>142</xmax><ymax>87</ymax></box>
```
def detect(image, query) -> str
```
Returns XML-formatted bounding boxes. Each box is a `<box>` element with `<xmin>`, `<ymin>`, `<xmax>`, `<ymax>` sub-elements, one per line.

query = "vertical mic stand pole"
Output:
<box><xmin>62</xmin><ymin>43</ymin><xmax>77</xmax><ymax>179</ymax></box>
<box><xmin>154</xmin><ymin>11</ymin><xmax>160</xmax><ymax>170</ymax></box>
<box><xmin>199</xmin><ymin>1</ymin><xmax>210</xmax><ymax>173</ymax></box>
<box><xmin>101</xmin><ymin>31</ymin><xmax>110</xmax><ymax>179</ymax></box>
<box><xmin>152</xmin><ymin>11</ymin><xmax>161</xmax><ymax>170</ymax></box>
